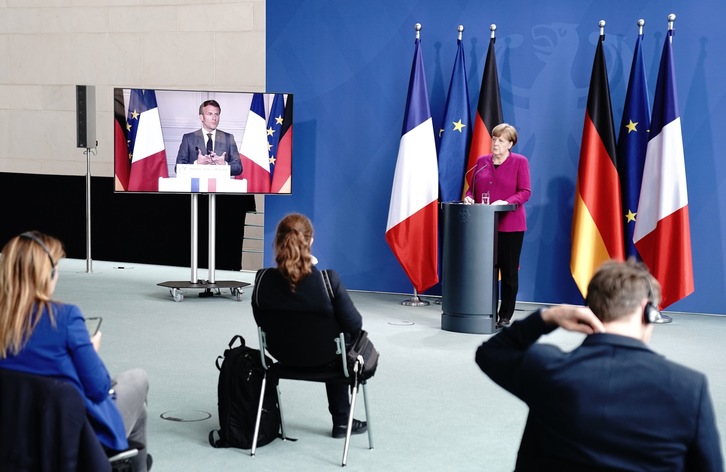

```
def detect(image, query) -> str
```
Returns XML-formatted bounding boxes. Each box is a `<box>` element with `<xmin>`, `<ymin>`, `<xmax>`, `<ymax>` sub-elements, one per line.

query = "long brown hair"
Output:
<box><xmin>274</xmin><ymin>213</ymin><xmax>314</xmax><ymax>291</ymax></box>
<box><xmin>0</xmin><ymin>231</ymin><xmax>65</xmax><ymax>358</ymax></box>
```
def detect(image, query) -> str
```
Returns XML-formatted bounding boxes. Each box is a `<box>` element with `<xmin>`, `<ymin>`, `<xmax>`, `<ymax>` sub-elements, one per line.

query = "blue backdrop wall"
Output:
<box><xmin>264</xmin><ymin>0</ymin><xmax>726</xmax><ymax>315</ymax></box>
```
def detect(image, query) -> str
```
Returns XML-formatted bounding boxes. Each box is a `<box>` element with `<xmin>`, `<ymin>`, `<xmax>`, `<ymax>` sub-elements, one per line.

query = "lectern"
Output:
<box><xmin>441</xmin><ymin>202</ymin><xmax>517</xmax><ymax>334</ymax></box>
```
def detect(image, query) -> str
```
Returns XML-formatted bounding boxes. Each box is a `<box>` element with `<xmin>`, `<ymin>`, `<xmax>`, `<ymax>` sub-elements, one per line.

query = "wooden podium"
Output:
<box><xmin>440</xmin><ymin>202</ymin><xmax>516</xmax><ymax>334</ymax></box>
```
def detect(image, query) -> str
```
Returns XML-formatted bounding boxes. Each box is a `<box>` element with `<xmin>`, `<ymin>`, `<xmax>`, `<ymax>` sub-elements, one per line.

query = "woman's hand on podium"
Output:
<box><xmin>463</xmin><ymin>196</ymin><xmax>475</xmax><ymax>205</ymax></box>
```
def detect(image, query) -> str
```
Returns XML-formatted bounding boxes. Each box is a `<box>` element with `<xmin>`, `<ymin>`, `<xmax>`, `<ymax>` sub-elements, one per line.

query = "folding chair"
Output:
<box><xmin>250</xmin><ymin>310</ymin><xmax>373</xmax><ymax>466</ymax></box>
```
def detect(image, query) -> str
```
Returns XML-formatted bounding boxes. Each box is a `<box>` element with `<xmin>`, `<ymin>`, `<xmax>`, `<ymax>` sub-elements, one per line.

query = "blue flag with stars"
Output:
<box><xmin>616</xmin><ymin>32</ymin><xmax>650</xmax><ymax>259</ymax></box>
<box><xmin>437</xmin><ymin>36</ymin><xmax>471</xmax><ymax>203</ymax></box>
<box><xmin>267</xmin><ymin>93</ymin><xmax>285</xmax><ymax>184</ymax></box>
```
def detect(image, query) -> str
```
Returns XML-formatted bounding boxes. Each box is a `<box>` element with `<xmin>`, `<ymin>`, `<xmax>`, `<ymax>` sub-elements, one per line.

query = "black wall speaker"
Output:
<box><xmin>76</xmin><ymin>85</ymin><xmax>96</xmax><ymax>148</ymax></box>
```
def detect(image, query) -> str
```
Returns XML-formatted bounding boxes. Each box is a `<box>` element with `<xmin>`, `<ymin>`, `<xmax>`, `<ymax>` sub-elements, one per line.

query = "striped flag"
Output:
<box><xmin>437</xmin><ymin>33</ymin><xmax>471</xmax><ymax>203</ymax></box>
<box><xmin>617</xmin><ymin>30</ymin><xmax>650</xmax><ymax>260</ymax></box>
<box><xmin>385</xmin><ymin>35</ymin><xmax>439</xmax><ymax>293</ymax></box>
<box><xmin>238</xmin><ymin>93</ymin><xmax>270</xmax><ymax>192</ymax></box>
<box><xmin>271</xmin><ymin>94</ymin><xmax>293</xmax><ymax>193</ymax></box>
<box><xmin>113</xmin><ymin>88</ymin><xmax>130</xmax><ymax>191</ymax></box>
<box><xmin>463</xmin><ymin>34</ymin><xmax>502</xmax><ymax>198</ymax></box>
<box><xmin>126</xmin><ymin>89</ymin><xmax>168</xmax><ymax>192</ymax></box>
<box><xmin>570</xmin><ymin>34</ymin><xmax>624</xmax><ymax>296</ymax></box>
<box><xmin>634</xmin><ymin>28</ymin><xmax>694</xmax><ymax>308</ymax></box>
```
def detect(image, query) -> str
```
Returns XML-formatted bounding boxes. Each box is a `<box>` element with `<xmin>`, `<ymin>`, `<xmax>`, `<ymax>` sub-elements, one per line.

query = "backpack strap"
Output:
<box><xmin>321</xmin><ymin>269</ymin><xmax>335</xmax><ymax>302</ymax></box>
<box><xmin>252</xmin><ymin>268</ymin><xmax>269</xmax><ymax>308</ymax></box>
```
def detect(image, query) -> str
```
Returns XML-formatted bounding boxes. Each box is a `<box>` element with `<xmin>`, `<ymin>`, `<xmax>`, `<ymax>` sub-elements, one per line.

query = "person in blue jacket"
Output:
<box><xmin>0</xmin><ymin>231</ymin><xmax>152</xmax><ymax>471</ymax></box>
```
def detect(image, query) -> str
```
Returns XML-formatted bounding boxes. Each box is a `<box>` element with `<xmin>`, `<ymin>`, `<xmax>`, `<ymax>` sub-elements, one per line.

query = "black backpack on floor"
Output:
<box><xmin>208</xmin><ymin>335</ymin><xmax>281</xmax><ymax>450</ymax></box>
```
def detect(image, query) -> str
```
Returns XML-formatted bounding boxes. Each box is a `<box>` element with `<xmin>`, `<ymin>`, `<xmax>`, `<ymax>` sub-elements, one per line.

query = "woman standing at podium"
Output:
<box><xmin>463</xmin><ymin>123</ymin><xmax>531</xmax><ymax>327</ymax></box>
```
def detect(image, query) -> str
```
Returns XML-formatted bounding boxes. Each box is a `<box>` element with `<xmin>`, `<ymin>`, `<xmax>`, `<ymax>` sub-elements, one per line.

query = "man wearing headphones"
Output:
<box><xmin>475</xmin><ymin>259</ymin><xmax>723</xmax><ymax>471</ymax></box>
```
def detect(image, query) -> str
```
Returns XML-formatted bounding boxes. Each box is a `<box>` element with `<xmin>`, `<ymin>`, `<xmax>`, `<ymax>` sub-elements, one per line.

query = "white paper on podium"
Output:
<box><xmin>175</xmin><ymin>164</ymin><xmax>230</xmax><ymax>179</ymax></box>
<box><xmin>159</xmin><ymin>164</ymin><xmax>247</xmax><ymax>193</ymax></box>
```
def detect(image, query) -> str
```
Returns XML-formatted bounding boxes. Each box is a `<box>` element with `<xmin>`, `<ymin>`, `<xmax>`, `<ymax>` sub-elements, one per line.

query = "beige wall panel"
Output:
<box><xmin>214</xmin><ymin>32</ymin><xmax>265</xmax><ymax>90</ymax></box>
<box><xmin>0</xmin><ymin>8</ymin><xmax>41</xmax><ymax>33</ymax></box>
<box><xmin>0</xmin><ymin>2</ymin><xmax>264</xmax><ymax>176</ymax></box>
<box><xmin>40</xmin><ymin>7</ymin><xmax>108</xmax><ymax>33</ymax></box>
<box><xmin>178</xmin><ymin>3</ymin><xmax>253</xmax><ymax>32</ymax></box>
<box><xmin>6</xmin><ymin>85</ymin><xmax>43</xmax><ymax>111</ymax></box>
<box><xmin>107</xmin><ymin>6</ymin><xmax>178</xmax><ymax>33</ymax></box>
<box><xmin>9</xmin><ymin>34</ymin><xmax>75</xmax><ymax>85</ymax></box>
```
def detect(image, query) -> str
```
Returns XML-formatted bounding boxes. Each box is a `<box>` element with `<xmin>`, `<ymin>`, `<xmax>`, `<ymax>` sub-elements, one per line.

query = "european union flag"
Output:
<box><xmin>616</xmin><ymin>32</ymin><xmax>650</xmax><ymax>260</ymax></box>
<box><xmin>437</xmin><ymin>34</ymin><xmax>471</xmax><ymax>203</ymax></box>
<box><xmin>267</xmin><ymin>93</ymin><xmax>285</xmax><ymax>184</ymax></box>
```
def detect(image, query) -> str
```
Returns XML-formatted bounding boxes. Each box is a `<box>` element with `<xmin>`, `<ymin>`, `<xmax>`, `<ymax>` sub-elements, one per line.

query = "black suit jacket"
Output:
<box><xmin>0</xmin><ymin>368</ymin><xmax>111</xmax><ymax>472</ymax></box>
<box><xmin>476</xmin><ymin>310</ymin><xmax>723</xmax><ymax>471</ymax></box>
<box><xmin>175</xmin><ymin>129</ymin><xmax>242</xmax><ymax>176</ymax></box>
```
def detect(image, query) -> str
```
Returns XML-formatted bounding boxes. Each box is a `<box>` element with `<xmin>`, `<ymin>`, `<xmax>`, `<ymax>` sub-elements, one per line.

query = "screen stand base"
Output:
<box><xmin>157</xmin><ymin>194</ymin><xmax>250</xmax><ymax>303</ymax></box>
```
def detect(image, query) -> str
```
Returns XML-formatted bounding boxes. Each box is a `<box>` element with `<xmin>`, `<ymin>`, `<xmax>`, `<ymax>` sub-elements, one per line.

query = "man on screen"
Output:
<box><xmin>175</xmin><ymin>99</ymin><xmax>242</xmax><ymax>176</ymax></box>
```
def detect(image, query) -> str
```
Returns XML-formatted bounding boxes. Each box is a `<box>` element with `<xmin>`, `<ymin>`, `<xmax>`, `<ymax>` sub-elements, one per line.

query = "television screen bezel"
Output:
<box><xmin>113</xmin><ymin>87</ymin><xmax>292</xmax><ymax>195</ymax></box>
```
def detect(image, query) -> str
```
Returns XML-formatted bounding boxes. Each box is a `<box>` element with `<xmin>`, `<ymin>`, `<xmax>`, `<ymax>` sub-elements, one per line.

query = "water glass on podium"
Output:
<box><xmin>481</xmin><ymin>191</ymin><xmax>490</xmax><ymax>205</ymax></box>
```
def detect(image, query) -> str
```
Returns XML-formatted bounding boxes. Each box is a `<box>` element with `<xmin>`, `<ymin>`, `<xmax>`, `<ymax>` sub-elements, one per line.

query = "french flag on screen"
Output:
<box><xmin>126</xmin><ymin>89</ymin><xmax>168</xmax><ymax>192</ymax></box>
<box><xmin>238</xmin><ymin>93</ymin><xmax>270</xmax><ymax>192</ymax></box>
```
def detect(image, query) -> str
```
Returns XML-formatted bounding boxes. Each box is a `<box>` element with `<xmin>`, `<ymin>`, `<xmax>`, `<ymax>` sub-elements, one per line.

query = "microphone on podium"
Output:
<box><xmin>471</xmin><ymin>164</ymin><xmax>488</xmax><ymax>200</ymax></box>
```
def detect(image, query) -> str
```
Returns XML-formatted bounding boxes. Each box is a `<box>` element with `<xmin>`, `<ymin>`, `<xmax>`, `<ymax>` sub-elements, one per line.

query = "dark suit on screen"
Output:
<box><xmin>475</xmin><ymin>309</ymin><xmax>723</xmax><ymax>471</ymax></box>
<box><xmin>175</xmin><ymin>129</ymin><xmax>242</xmax><ymax>176</ymax></box>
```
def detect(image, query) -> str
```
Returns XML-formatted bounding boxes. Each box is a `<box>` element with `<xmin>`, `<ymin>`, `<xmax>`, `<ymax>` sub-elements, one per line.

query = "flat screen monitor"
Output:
<box><xmin>113</xmin><ymin>88</ymin><xmax>293</xmax><ymax>194</ymax></box>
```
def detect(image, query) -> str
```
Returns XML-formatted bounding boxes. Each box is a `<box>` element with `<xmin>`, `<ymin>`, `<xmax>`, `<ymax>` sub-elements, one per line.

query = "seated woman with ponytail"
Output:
<box><xmin>251</xmin><ymin>213</ymin><xmax>368</xmax><ymax>439</ymax></box>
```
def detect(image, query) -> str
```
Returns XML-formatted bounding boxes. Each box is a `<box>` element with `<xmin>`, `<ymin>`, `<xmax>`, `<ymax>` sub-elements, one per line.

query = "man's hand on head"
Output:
<box><xmin>541</xmin><ymin>305</ymin><xmax>606</xmax><ymax>335</ymax></box>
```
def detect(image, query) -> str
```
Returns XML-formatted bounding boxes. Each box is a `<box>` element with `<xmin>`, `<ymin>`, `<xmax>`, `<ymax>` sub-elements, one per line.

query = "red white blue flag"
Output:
<box><xmin>385</xmin><ymin>36</ymin><xmax>439</xmax><ymax>293</ymax></box>
<box><xmin>239</xmin><ymin>93</ymin><xmax>270</xmax><ymax>192</ymax></box>
<box><xmin>634</xmin><ymin>28</ymin><xmax>694</xmax><ymax>308</ymax></box>
<box><xmin>126</xmin><ymin>89</ymin><xmax>168</xmax><ymax>192</ymax></box>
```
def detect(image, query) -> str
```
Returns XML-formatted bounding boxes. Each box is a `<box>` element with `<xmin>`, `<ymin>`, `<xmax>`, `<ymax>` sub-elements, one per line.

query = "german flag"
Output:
<box><xmin>462</xmin><ymin>34</ymin><xmax>502</xmax><ymax>198</ymax></box>
<box><xmin>570</xmin><ymin>33</ymin><xmax>624</xmax><ymax>296</ymax></box>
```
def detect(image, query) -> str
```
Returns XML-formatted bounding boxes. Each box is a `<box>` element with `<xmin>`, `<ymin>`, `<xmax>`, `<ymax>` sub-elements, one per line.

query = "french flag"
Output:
<box><xmin>238</xmin><ymin>93</ymin><xmax>270</xmax><ymax>192</ymax></box>
<box><xmin>385</xmin><ymin>34</ymin><xmax>439</xmax><ymax>293</ymax></box>
<box><xmin>127</xmin><ymin>89</ymin><xmax>168</xmax><ymax>192</ymax></box>
<box><xmin>633</xmin><ymin>27</ymin><xmax>694</xmax><ymax>308</ymax></box>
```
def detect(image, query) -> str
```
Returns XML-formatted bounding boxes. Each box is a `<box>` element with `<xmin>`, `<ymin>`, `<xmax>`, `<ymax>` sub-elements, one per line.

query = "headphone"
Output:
<box><xmin>19</xmin><ymin>232</ymin><xmax>57</xmax><ymax>279</ymax></box>
<box><xmin>641</xmin><ymin>272</ymin><xmax>661</xmax><ymax>324</ymax></box>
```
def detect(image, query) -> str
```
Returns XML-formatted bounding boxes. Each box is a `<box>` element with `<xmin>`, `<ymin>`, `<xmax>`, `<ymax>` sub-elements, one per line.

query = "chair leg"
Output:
<box><xmin>341</xmin><ymin>380</ymin><xmax>360</xmax><ymax>467</ymax></box>
<box><xmin>276</xmin><ymin>383</ymin><xmax>288</xmax><ymax>440</ymax></box>
<box><xmin>362</xmin><ymin>382</ymin><xmax>373</xmax><ymax>449</ymax></box>
<box><xmin>250</xmin><ymin>372</ymin><xmax>268</xmax><ymax>456</ymax></box>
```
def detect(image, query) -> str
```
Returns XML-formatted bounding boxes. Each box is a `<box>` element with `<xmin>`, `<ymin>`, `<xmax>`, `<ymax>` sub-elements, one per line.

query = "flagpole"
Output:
<box><xmin>402</xmin><ymin>288</ymin><xmax>430</xmax><ymax>307</ymax></box>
